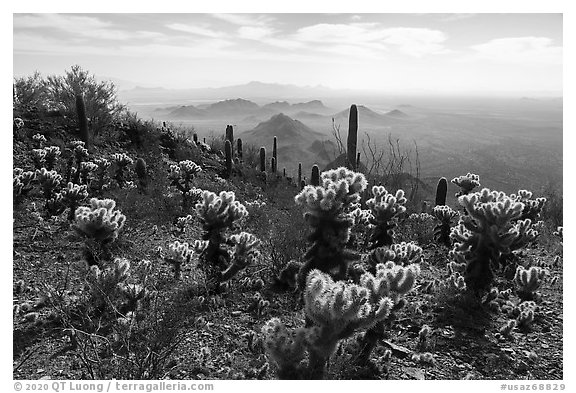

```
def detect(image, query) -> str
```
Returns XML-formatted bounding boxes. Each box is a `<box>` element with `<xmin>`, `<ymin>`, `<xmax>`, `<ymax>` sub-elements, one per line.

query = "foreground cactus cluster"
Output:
<box><xmin>449</xmin><ymin>188</ymin><xmax>544</xmax><ymax>292</ymax></box>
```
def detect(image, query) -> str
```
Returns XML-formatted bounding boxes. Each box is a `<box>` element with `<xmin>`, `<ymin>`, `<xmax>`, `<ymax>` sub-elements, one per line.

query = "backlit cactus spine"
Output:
<box><xmin>294</xmin><ymin>167</ymin><xmax>367</xmax><ymax>289</ymax></box>
<box><xmin>259</xmin><ymin>147</ymin><xmax>266</xmax><ymax>172</ymax></box>
<box><xmin>366</xmin><ymin>186</ymin><xmax>407</xmax><ymax>248</ymax></box>
<box><xmin>347</xmin><ymin>104</ymin><xmax>358</xmax><ymax>170</ymax></box>
<box><xmin>435</xmin><ymin>177</ymin><xmax>448</xmax><ymax>206</ymax></box>
<box><xmin>195</xmin><ymin>190</ymin><xmax>260</xmax><ymax>291</ymax></box>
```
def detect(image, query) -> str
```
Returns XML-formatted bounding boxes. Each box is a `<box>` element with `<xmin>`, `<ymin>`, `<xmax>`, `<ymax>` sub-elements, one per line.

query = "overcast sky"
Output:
<box><xmin>13</xmin><ymin>13</ymin><xmax>562</xmax><ymax>95</ymax></box>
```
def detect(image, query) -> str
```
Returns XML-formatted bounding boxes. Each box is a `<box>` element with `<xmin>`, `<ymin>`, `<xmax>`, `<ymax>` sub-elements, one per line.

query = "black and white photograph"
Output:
<box><xmin>10</xmin><ymin>4</ymin><xmax>568</xmax><ymax>389</ymax></box>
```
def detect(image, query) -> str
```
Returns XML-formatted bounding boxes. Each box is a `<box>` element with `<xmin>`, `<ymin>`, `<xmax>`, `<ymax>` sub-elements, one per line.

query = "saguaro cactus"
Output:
<box><xmin>237</xmin><ymin>138</ymin><xmax>243</xmax><ymax>161</ymax></box>
<box><xmin>273</xmin><ymin>136</ymin><xmax>278</xmax><ymax>168</ymax></box>
<box><xmin>356</xmin><ymin>152</ymin><xmax>361</xmax><ymax>170</ymax></box>
<box><xmin>311</xmin><ymin>165</ymin><xmax>320</xmax><ymax>186</ymax></box>
<box><xmin>260</xmin><ymin>147</ymin><xmax>266</xmax><ymax>172</ymax></box>
<box><xmin>225</xmin><ymin>140</ymin><xmax>233</xmax><ymax>178</ymax></box>
<box><xmin>271</xmin><ymin>157</ymin><xmax>277</xmax><ymax>173</ymax></box>
<box><xmin>225</xmin><ymin>125</ymin><xmax>234</xmax><ymax>155</ymax></box>
<box><xmin>135</xmin><ymin>158</ymin><xmax>148</xmax><ymax>193</ymax></box>
<box><xmin>435</xmin><ymin>177</ymin><xmax>448</xmax><ymax>206</ymax></box>
<box><xmin>347</xmin><ymin>104</ymin><xmax>358</xmax><ymax>170</ymax></box>
<box><xmin>298</xmin><ymin>162</ymin><xmax>302</xmax><ymax>187</ymax></box>
<box><xmin>75</xmin><ymin>94</ymin><xmax>89</xmax><ymax>148</ymax></box>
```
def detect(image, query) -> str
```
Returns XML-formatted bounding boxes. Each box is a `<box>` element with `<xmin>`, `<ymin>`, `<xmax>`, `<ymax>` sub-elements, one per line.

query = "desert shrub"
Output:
<box><xmin>397</xmin><ymin>212</ymin><xmax>435</xmax><ymax>246</ymax></box>
<box><xmin>540</xmin><ymin>183</ymin><xmax>563</xmax><ymax>229</ymax></box>
<box><xmin>13</xmin><ymin>71</ymin><xmax>48</xmax><ymax>109</ymax></box>
<box><xmin>44</xmin><ymin>65</ymin><xmax>125</xmax><ymax>135</ymax></box>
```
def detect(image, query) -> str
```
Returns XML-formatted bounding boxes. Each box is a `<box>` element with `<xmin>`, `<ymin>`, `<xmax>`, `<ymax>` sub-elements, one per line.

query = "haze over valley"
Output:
<box><xmin>119</xmin><ymin>82</ymin><xmax>562</xmax><ymax>198</ymax></box>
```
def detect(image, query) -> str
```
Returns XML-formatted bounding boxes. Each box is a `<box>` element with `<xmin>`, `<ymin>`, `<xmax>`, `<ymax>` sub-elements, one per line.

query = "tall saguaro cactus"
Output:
<box><xmin>435</xmin><ymin>177</ymin><xmax>448</xmax><ymax>206</ymax></box>
<box><xmin>260</xmin><ymin>147</ymin><xmax>266</xmax><ymax>172</ymax></box>
<box><xmin>225</xmin><ymin>125</ymin><xmax>234</xmax><ymax>155</ymax></box>
<box><xmin>237</xmin><ymin>138</ymin><xmax>243</xmax><ymax>161</ymax></box>
<box><xmin>225</xmin><ymin>140</ymin><xmax>233</xmax><ymax>178</ymax></box>
<box><xmin>298</xmin><ymin>162</ymin><xmax>302</xmax><ymax>188</ymax></box>
<box><xmin>75</xmin><ymin>94</ymin><xmax>89</xmax><ymax>148</ymax></box>
<box><xmin>311</xmin><ymin>165</ymin><xmax>320</xmax><ymax>186</ymax></box>
<box><xmin>347</xmin><ymin>104</ymin><xmax>358</xmax><ymax>170</ymax></box>
<box><xmin>271</xmin><ymin>157</ymin><xmax>277</xmax><ymax>174</ymax></box>
<box><xmin>273</xmin><ymin>136</ymin><xmax>278</xmax><ymax>169</ymax></box>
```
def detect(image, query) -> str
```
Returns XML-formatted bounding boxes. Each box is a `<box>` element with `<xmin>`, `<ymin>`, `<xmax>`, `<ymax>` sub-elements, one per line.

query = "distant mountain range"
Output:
<box><xmin>118</xmin><ymin>81</ymin><xmax>347</xmax><ymax>103</ymax></box>
<box><xmin>156</xmin><ymin>98</ymin><xmax>336</xmax><ymax>121</ymax></box>
<box><xmin>240</xmin><ymin>113</ymin><xmax>337</xmax><ymax>171</ymax></box>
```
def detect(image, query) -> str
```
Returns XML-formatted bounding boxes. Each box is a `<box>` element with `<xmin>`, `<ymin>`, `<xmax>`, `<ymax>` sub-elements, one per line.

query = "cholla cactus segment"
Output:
<box><xmin>511</xmin><ymin>190</ymin><xmax>547</xmax><ymax>221</ymax></box>
<box><xmin>165</xmin><ymin>240</ymin><xmax>193</xmax><ymax>265</ymax></box>
<box><xmin>451</xmin><ymin>172</ymin><xmax>480</xmax><ymax>196</ymax></box>
<box><xmin>13</xmin><ymin>118</ymin><xmax>24</xmax><ymax>130</ymax></box>
<box><xmin>295</xmin><ymin>167</ymin><xmax>367</xmax><ymax>213</ymax></box>
<box><xmin>367</xmin><ymin>241</ymin><xmax>423</xmax><ymax>269</ymax></box>
<box><xmin>60</xmin><ymin>182</ymin><xmax>88</xmax><ymax>203</ymax></box>
<box><xmin>94</xmin><ymin>157</ymin><xmax>111</xmax><ymax>171</ymax></box>
<box><xmin>196</xmin><ymin>190</ymin><xmax>248</xmax><ymax>230</ymax></box>
<box><xmin>514</xmin><ymin>266</ymin><xmax>547</xmax><ymax>300</ymax></box>
<box><xmin>433</xmin><ymin>205</ymin><xmax>458</xmax><ymax>247</ymax></box>
<box><xmin>80</xmin><ymin>161</ymin><xmax>98</xmax><ymax>173</ymax></box>
<box><xmin>553</xmin><ymin>226</ymin><xmax>563</xmax><ymax>239</ymax></box>
<box><xmin>221</xmin><ymin>232</ymin><xmax>261</xmax><ymax>282</ymax></box>
<box><xmin>32</xmin><ymin>133</ymin><xmax>46</xmax><ymax>146</ymax></box>
<box><xmin>262</xmin><ymin>318</ymin><xmax>308</xmax><ymax>374</ymax></box>
<box><xmin>112</xmin><ymin>153</ymin><xmax>133</xmax><ymax>167</ymax></box>
<box><xmin>365</xmin><ymin>186</ymin><xmax>407</xmax><ymax>248</ymax></box>
<box><xmin>169</xmin><ymin>160</ymin><xmax>202</xmax><ymax>181</ymax></box>
<box><xmin>175</xmin><ymin>215</ymin><xmax>194</xmax><ymax>232</ymax></box>
<box><xmin>36</xmin><ymin>168</ymin><xmax>62</xmax><ymax>197</ymax></box>
<box><xmin>32</xmin><ymin>149</ymin><xmax>47</xmax><ymax>169</ymax></box>
<box><xmin>13</xmin><ymin>169</ymin><xmax>35</xmax><ymax>197</ymax></box>
<box><xmin>73</xmin><ymin>198</ymin><xmax>126</xmax><ymax>243</ymax></box>
<box><xmin>192</xmin><ymin>240</ymin><xmax>209</xmax><ymax>254</ymax></box>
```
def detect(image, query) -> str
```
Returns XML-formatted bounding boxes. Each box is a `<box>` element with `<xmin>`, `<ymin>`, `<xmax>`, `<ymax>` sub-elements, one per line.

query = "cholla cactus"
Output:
<box><xmin>451</xmin><ymin>172</ymin><xmax>480</xmax><ymax>197</ymax></box>
<box><xmin>366</xmin><ymin>186</ymin><xmax>407</xmax><ymax>248</ymax></box>
<box><xmin>79</xmin><ymin>161</ymin><xmax>98</xmax><ymax>186</ymax></box>
<box><xmin>511</xmin><ymin>190</ymin><xmax>546</xmax><ymax>222</ymax></box>
<box><xmin>118</xmin><ymin>283</ymin><xmax>146</xmax><ymax>312</ymax></box>
<box><xmin>87</xmin><ymin>257</ymin><xmax>131</xmax><ymax>309</ymax></box>
<box><xmin>294</xmin><ymin>167</ymin><xmax>367</xmax><ymax>289</ymax></box>
<box><xmin>262</xmin><ymin>319</ymin><xmax>308</xmax><ymax>379</ymax></box>
<box><xmin>450</xmin><ymin>188</ymin><xmax>541</xmax><ymax>293</ymax></box>
<box><xmin>64</xmin><ymin>141</ymin><xmax>89</xmax><ymax>184</ymax></box>
<box><xmin>111</xmin><ymin>153</ymin><xmax>134</xmax><ymax>188</ymax></box>
<box><xmin>364</xmin><ymin>241</ymin><xmax>423</xmax><ymax>272</ymax></box>
<box><xmin>14</xmin><ymin>118</ymin><xmax>24</xmax><ymax>130</ymax></box>
<box><xmin>195</xmin><ymin>190</ymin><xmax>257</xmax><ymax>290</ymax></box>
<box><xmin>164</xmin><ymin>240</ymin><xmax>194</xmax><ymax>279</ymax></box>
<box><xmin>515</xmin><ymin>301</ymin><xmax>537</xmax><ymax>330</ymax></box>
<box><xmin>514</xmin><ymin>266</ymin><xmax>547</xmax><ymax>301</ymax></box>
<box><xmin>174</xmin><ymin>214</ymin><xmax>194</xmax><ymax>235</ymax></box>
<box><xmin>498</xmin><ymin>319</ymin><xmax>517</xmax><ymax>339</ymax></box>
<box><xmin>93</xmin><ymin>157</ymin><xmax>111</xmax><ymax>193</ymax></box>
<box><xmin>264</xmin><ymin>261</ymin><xmax>418</xmax><ymax>378</ymax></box>
<box><xmin>60</xmin><ymin>182</ymin><xmax>89</xmax><ymax>220</ymax></box>
<box><xmin>73</xmin><ymin>198</ymin><xmax>126</xmax><ymax>244</ymax></box>
<box><xmin>32</xmin><ymin>149</ymin><xmax>47</xmax><ymax>170</ymax></box>
<box><xmin>32</xmin><ymin>133</ymin><xmax>46</xmax><ymax>148</ymax></box>
<box><xmin>13</xmin><ymin>168</ymin><xmax>35</xmax><ymax>200</ymax></box>
<box><xmin>168</xmin><ymin>160</ymin><xmax>202</xmax><ymax>211</ymax></box>
<box><xmin>36</xmin><ymin>168</ymin><xmax>62</xmax><ymax>199</ymax></box>
<box><xmin>433</xmin><ymin>205</ymin><xmax>458</xmax><ymax>247</ymax></box>
<box><xmin>553</xmin><ymin>226</ymin><xmax>563</xmax><ymax>239</ymax></box>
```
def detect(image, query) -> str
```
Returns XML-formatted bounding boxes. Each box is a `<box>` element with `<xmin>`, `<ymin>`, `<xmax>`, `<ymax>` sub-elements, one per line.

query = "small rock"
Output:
<box><xmin>404</xmin><ymin>367</ymin><xmax>425</xmax><ymax>380</ymax></box>
<box><xmin>231</xmin><ymin>311</ymin><xmax>242</xmax><ymax>317</ymax></box>
<box><xmin>40</xmin><ymin>376</ymin><xmax>51</xmax><ymax>380</ymax></box>
<box><xmin>382</xmin><ymin>340</ymin><xmax>412</xmax><ymax>358</ymax></box>
<box><xmin>541</xmin><ymin>343</ymin><xmax>550</xmax><ymax>349</ymax></box>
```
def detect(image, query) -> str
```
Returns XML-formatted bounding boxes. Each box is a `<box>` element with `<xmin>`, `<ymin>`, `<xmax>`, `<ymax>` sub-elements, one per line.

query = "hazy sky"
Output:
<box><xmin>13</xmin><ymin>13</ymin><xmax>563</xmax><ymax>94</ymax></box>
